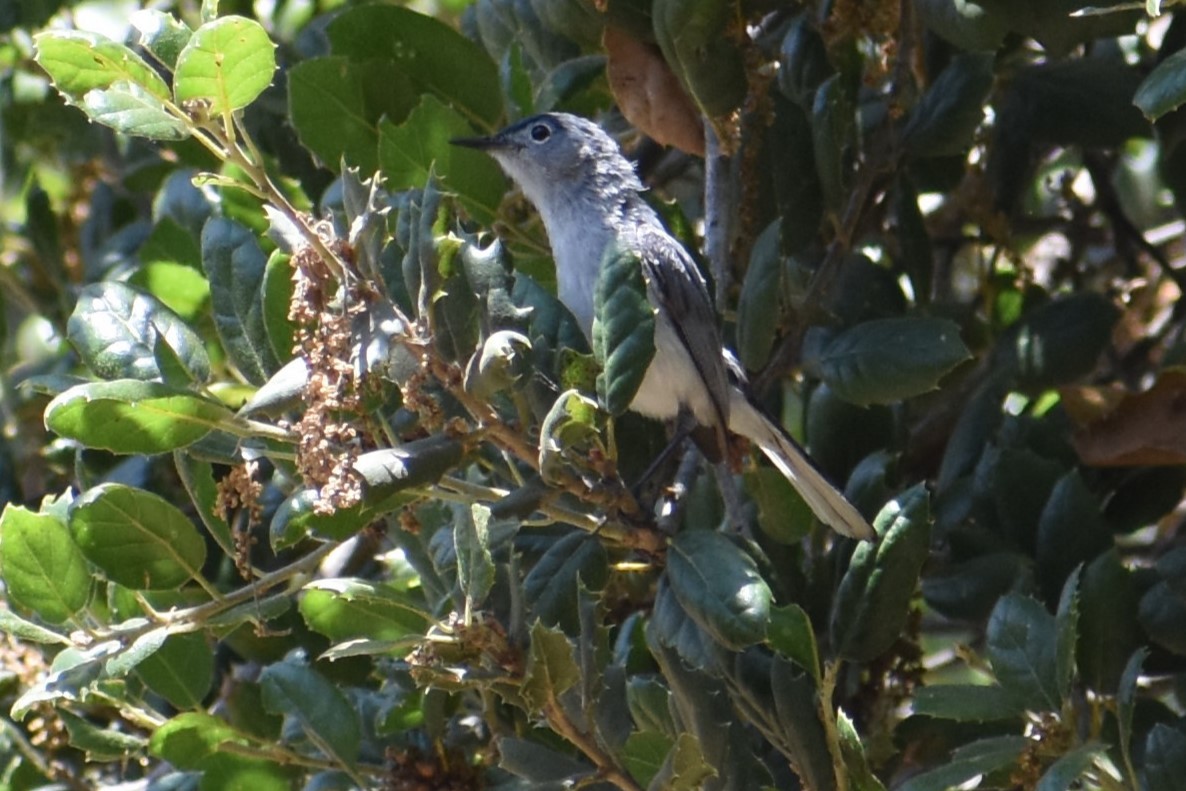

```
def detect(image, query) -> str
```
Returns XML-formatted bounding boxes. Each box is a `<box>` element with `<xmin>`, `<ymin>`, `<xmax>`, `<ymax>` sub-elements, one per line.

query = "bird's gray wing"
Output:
<box><xmin>635</xmin><ymin>224</ymin><xmax>731</xmax><ymax>437</ymax></box>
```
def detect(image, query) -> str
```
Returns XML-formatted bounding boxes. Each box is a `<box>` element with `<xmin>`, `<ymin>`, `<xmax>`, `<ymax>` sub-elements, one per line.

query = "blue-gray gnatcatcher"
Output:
<box><xmin>453</xmin><ymin>113</ymin><xmax>874</xmax><ymax>541</ymax></box>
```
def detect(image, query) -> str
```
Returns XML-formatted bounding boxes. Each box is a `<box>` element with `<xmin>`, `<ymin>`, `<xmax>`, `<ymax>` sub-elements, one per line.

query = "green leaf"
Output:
<box><xmin>200</xmin><ymin>217</ymin><xmax>281</xmax><ymax>384</ymax></box>
<box><xmin>105</xmin><ymin>627</ymin><xmax>170</xmax><ymax>678</ymax></box>
<box><xmin>916</xmin><ymin>0</ymin><xmax>1009</xmax><ymax>51</ymax></box>
<box><xmin>767</xmin><ymin>603</ymin><xmax>820</xmax><ymax>683</ymax></box>
<box><xmin>804</xmin><ymin>318</ymin><xmax>970</xmax><ymax>406</ymax></box>
<box><xmin>34</xmin><ymin>30</ymin><xmax>171</xmax><ymax>105</ymax></box>
<box><xmin>129</xmin><ymin>262</ymin><xmax>210</xmax><ymax>322</ymax></box>
<box><xmin>326</xmin><ymin>5</ymin><xmax>501</xmax><ymax>126</ymax></box>
<box><xmin>299</xmin><ymin>578</ymin><xmax>429</xmax><ymax>642</ymax></box>
<box><xmin>911</xmin><ymin>684</ymin><xmax>1026</xmax><ymax>722</ymax></box>
<box><xmin>45</xmin><ymin>380</ymin><xmax>233</xmax><ymax>454</ymax></box>
<box><xmin>135</xmin><ymin>632</ymin><xmax>214</xmax><ymax>709</ymax></box>
<box><xmin>1035</xmin><ymin>744</ymin><xmax>1106</xmax><ymax>791</ymax></box>
<box><xmin>735</xmin><ymin>221</ymin><xmax>783</xmax><ymax>371</ymax></box>
<box><xmin>287</xmin><ymin>57</ymin><xmax>414</xmax><ymax>175</ymax></box>
<box><xmin>82</xmin><ymin>81</ymin><xmax>190</xmax><ymax>140</ymax></box>
<box><xmin>1054</xmin><ymin>570</ymin><xmax>1080</xmax><ymax>701</ymax></box>
<box><xmin>623</xmin><ymin>731</ymin><xmax>673</xmax><ymax>787</ymax></box>
<box><xmin>593</xmin><ymin>241</ymin><xmax>656</xmax><ymax>416</ymax></box>
<box><xmin>0</xmin><ymin>504</ymin><xmax>90</xmax><ymax>624</ymax></box>
<box><xmin>667</xmin><ymin>530</ymin><xmax>771</xmax><ymax>650</ymax></box>
<box><xmin>652</xmin><ymin>0</ymin><xmax>746</xmax><ymax>119</ymax></box>
<box><xmin>897</xmin><ymin>735</ymin><xmax>1027</xmax><ymax>791</ymax></box>
<box><xmin>1142</xmin><ymin>725</ymin><xmax>1186</xmax><ymax>791</ymax></box>
<box><xmin>1135</xmin><ymin>48</ymin><xmax>1186</xmax><ymax>121</ymax></box>
<box><xmin>456</xmin><ymin>504</ymin><xmax>497</xmax><ymax>615</ymax></box>
<box><xmin>521</xmin><ymin>621</ymin><xmax>581</xmax><ymax>711</ymax></box>
<box><xmin>150</xmin><ymin>712</ymin><xmax>248</xmax><ymax>769</ymax></box>
<box><xmin>1009</xmin><ymin>291</ymin><xmax>1119</xmax><ymax>391</ymax></box>
<box><xmin>59</xmin><ymin>709</ymin><xmax>146</xmax><ymax>761</ymax></box>
<box><xmin>262</xmin><ymin>250</ymin><xmax>295</xmax><ymax>364</ymax></box>
<box><xmin>68</xmin><ymin>281</ymin><xmax>210</xmax><ymax>383</ymax></box>
<box><xmin>1117</xmin><ymin>648</ymin><xmax>1147</xmax><ymax>780</ymax></box>
<box><xmin>378</xmin><ymin>95</ymin><xmax>506</xmax><ymax>225</ymax></box>
<box><xmin>69</xmin><ymin>483</ymin><xmax>207</xmax><ymax>590</ymax></box>
<box><xmin>174</xmin><ymin>16</ymin><xmax>276</xmax><ymax>114</ymax></box>
<box><xmin>0</xmin><ymin>608</ymin><xmax>72</xmax><ymax>645</ymax></box>
<box><xmin>260</xmin><ymin>659</ymin><xmax>361</xmax><ymax>767</ymax></box>
<box><xmin>175</xmin><ymin>453</ymin><xmax>235</xmax><ymax>557</ymax></box>
<box><xmin>901</xmin><ymin>53</ymin><xmax>993</xmax><ymax>157</ymax></box>
<box><xmin>831</xmin><ymin>484</ymin><xmax>931</xmax><ymax>662</ymax></box>
<box><xmin>986</xmin><ymin>593</ymin><xmax>1060</xmax><ymax>710</ymax></box>
<box><xmin>1078</xmin><ymin>550</ymin><xmax>1142</xmax><ymax>693</ymax></box>
<box><xmin>523</xmin><ymin>531</ymin><xmax>609</xmax><ymax>633</ymax></box>
<box><xmin>743</xmin><ymin>467</ymin><xmax>813</xmax><ymax>545</ymax></box>
<box><xmin>627</xmin><ymin>677</ymin><xmax>677</xmax><ymax>737</ymax></box>
<box><xmin>131</xmin><ymin>9</ymin><xmax>193</xmax><ymax>70</ymax></box>
<box><xmin>812</xmin><ymin>73</ymin><xmax>856</xmax><ymax>214</ymax></box>
<box><xmin>837</xmin><ymin>710</ymin><xmax>886</xmax><ymax>791</ymax></box>
<box><xmin>650</xmin><ymin>732</ymin><xmax>717</xmax><ymax>791</ymax></box>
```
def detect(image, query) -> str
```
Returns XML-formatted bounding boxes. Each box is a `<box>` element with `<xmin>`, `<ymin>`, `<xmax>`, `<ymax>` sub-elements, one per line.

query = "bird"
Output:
<box><xmin>452</xmin><ymin>112</ymin><xmax>874</xmax><ymax>541</ymax></box>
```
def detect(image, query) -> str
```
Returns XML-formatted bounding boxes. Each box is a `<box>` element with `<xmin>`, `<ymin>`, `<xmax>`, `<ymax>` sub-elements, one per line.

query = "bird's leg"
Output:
<box><xmin>712</xmin><ymin>462</ymin><xmax>750</xmax><ymax>537</ymax></box>
<box><xmin>630</xmin><ymin>411</ymin><xmax>697</xmax><ymax>500</ymax></box>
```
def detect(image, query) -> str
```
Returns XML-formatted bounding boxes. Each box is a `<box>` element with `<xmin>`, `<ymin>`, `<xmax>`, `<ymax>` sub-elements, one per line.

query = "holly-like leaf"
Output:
<box><xmin>260</xmin><ymin>659</ymin><xmax>361</xmax><ymax>767</ymax></box>
<box><xmin>34</xmin><ymin>30</ymin><xmax>171</xmax><ymax>106</ymax></box>
<box><xmin>174</xmin><ymin>16</ymin><xmax>276</xmax><ymax>114</ymax></box>
<box><xmin>666</xmin><ymin>530</ymin><xmax>771</xmax><ymax>650</ymax></box>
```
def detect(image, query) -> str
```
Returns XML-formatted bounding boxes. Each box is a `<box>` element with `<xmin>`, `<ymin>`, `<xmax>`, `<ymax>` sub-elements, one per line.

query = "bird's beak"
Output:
<box><xmin>450</xmin><ymin>133</ymin><xmax>502</xmax><ymax>150</ymax></box>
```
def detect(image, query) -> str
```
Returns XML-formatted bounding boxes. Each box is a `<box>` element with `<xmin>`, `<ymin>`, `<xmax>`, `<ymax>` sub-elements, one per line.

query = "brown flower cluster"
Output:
<box><xmin>288</xmin><ymin>238</ymin><xmax>368</xmax><ymax>514</ymax></box>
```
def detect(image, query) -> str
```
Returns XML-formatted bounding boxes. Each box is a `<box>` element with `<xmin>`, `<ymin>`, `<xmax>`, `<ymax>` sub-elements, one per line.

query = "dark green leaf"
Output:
<box><xmin>831</xmin><ymin>484</ymin><xmax>931</xmax><ymax>662</ymax></box>
<box><xmin>986</xmin><ymin>594</ymin><xmax>1060</xmax><ymax>710</ymax></box>
<box><xmin>1035</xmin><ymin>744</ymin><xmax>1106</xmax><ymax>791</ymax></box>
<box><xmin>1142</xmin><ymin>724</ymin><xmax>1186</xmax><ymax>791</ymax></box>
<box><xmin>743</xmin><ymin>467</ymin><xmax>813</xmax><ymax>545</ymax></box>
<box><xmin>916</xmin><ymin>0</ymin><xmax>1009</xmax><ymax>50</ymax></box>
<box><xmin>1135</xmin><ymin>48</ymin><xmax>1186</xmax><ymax>121</ymax></box>
<box><xmin>1009</xmin><ymin>294</ymin><xmax>1120</xmax><ymax>390</ymax></box>
<box><xmin>897</xmin><ymin>735</ymin><xmax>1027</xmax><ymax>791</ymax></box>
<box><xmin>1054</xmin><ymin>570</ymin><xmax>1079</xmax><ymax>701</ymax></box>
<box><xmin>0</xmin><ymin>504</ymin><xmax>90</xmax><ymax>624</ymax></box>
<box><xmin>456</xmin><ymin>504</ymin><xmax>496</xmax><ymax>614</ymax></box>
<box><xmin>1138</xmin><ymin>580</ymin><xmax>1186</xmax><ymax>655</ymax></box>
<box><xmin>200</xmin><ymin>217</ymin><xmax>281</xmax><ymax>384</ymax></box>
<box><xmin>805</xmin><ymin>318</ymin><xmax>970</xmax><ymax>406</ymax></box>
<box><xmin>521</xmin><ymin>621</ymin><xmax>581</xmax><ymax>711</ymax></box>
<box><xmin>667</xmin><ymin>530</ymin><xmax>771</xmax><ymax>650</ymax></box>
<box><xmin>652</xmin><ymin>0</ymin><xmax>746</xmax><ymax>118</ymax></box>
<box><xmin>68</xmin><ymin>281</ymin><xmax>209</xmax><ymax>383</ymax></box>
<box><xmin>736</xmin><ymin>221</ymin><xmax>783</xmax><ymax>371</ymax></box>
<box><xmin>260</xmin><ymin>659</ymin><xmax>360</xmax><ymax>767</ymax></box>
<box><xmin>902</xmin><ymin>53</ymin><xmax>994</xmax><ymax>157</ymax></box>
<box><xmin>911</xmin><ymin>684</ymin><xmax>1026</xmax><ymax>722</ymax></box>
<box><xmin>1078</xmin><ymin>550</ymin><xmax>1142</xmax><ymax>693</ymax></box>
<box><xmin>812</xmin><ymin>73</ymin><xmax>856</xmax><ymax>214</ymax></box>
<box><xmin>174</xmin><ymin>16</ymin><xmax>276</xmax><ymax>114</ymax></box>
<box><xmin>69</xmin><ymin>483</ymin><xmax>207</xmax><ymax>590</ymax></box>
<box><xmin>767</xmin><ymin>603</ymin><xmax>820</xmax><ymax>683</ymax></box>
<box><xmin>523</xmin><ymin>532</ymin><xmax>608</xmax><ymax>633</ymax></box>
<box><xmin>59</xmin><ymin>709</ymin><xmax>146</xmax><ymax>761</ymax></box>
<box><xmin>593</xmin><ymin>241</ymin><xmax>655</xmax><ymax>416</ymax></box>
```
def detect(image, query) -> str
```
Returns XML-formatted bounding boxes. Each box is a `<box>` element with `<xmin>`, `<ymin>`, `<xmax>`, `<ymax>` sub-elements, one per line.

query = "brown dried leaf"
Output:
<box><xmin>604</xmin><ymin>25</ymin><xmax>705</xmax><ymax>157</ymax></box>
<box><xmin>1067</xmin><ymin>370</ymin><xmax>1186</xmax><ymax>466</ymax></box>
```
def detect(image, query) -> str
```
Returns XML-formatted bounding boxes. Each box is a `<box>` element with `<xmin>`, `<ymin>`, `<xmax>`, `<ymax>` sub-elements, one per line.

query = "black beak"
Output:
<box><xmin>450</xmin><ymin>133</ymin><xmax>501</xmax><ymax>150</ymax></box>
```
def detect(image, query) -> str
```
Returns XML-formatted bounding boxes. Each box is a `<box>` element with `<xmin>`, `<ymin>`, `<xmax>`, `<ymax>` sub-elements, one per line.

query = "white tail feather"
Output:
<box><xmin>728</xmin><ymin>389</ymin><xmax>875</xmax><ymax>541</ymax></box>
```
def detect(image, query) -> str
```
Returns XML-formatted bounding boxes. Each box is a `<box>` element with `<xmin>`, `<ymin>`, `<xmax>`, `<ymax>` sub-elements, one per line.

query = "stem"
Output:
<box><xmin>819</xmin><ymin>659</ymin><xmax>849</xmax><ymax>791</ymax></box>
<box><xmin>704</xmin><ymin>122</ymin><xmax>738</xmax><ymax>309</ymax></box>
<box><xmin>540</xmin><ymin>698</ymin><xmax>643</xmax><ymax>791</ymax></box>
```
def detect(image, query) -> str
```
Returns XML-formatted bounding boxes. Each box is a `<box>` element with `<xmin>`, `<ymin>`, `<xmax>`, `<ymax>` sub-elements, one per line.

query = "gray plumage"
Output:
<box><xmin>453</xmin><ymin>113</ymin><xmax>874</xmax><ymax>540</ymax></box>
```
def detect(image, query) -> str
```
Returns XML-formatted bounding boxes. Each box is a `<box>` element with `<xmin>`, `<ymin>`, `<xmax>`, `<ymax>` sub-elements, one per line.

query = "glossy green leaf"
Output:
<box><xmin>378</xmin><ymin>95</ymin><xmax>506</xmax><ymax>224</ymax></box>
<box><xmin>34</xmin><ymin>30</ymin><xmax>171</xmax><ymax>105</ymax></box>
<box><xmin>82</xmin><ymin>81</ymin><xmax>190</xmax><ymax>140</ymax></box>
<box><xmin>743</xmin><ymin>467</ymin><xmax>813</xmax><ymax>545</ymax></box>
<box><xmin>649</xmin><ymin>732</ymin><xmax>716</xmax><ymax>791</ymax></box>
<box><xmin>812</xmin><ymin>73</ymin><xmax>856</xmax><ymax>214</ymax></box>
<box><xmin>129</xmin><ymin>262</ymin><xmax>210</xmax><ymax>322</ymax></box>
<box><xmin>1117</xmin><ymin>648</ymin><xmax>1147</xmax><ymax>779</ymax></box>
<box><xmin>593</xmin><ymin>241</ymin><xmax>655</xmax><ymax>416</ymax></box>
<box><xmin>262</xmin><ymin>250</ymin><xmax>295</xmax><ymax>364</ymax></box>
<box><xmin>299</xmin><ymin>578</ymin><xmax>428</xmax><ymax>642</ymax></box>
<box><xmin>831</xmin><ymin>484</ymin><xmax>931</xmax><ymax>661</ymax></box>
<box><xmin>135</xmin><ymin>632</ymin><xmax>214</xmax><ymax>710</ymax></box>
<box><xmin>1078</xmin><ymin>550</ymin><xmax>1142</xmax><ymax>693</ymax></box>
<box><xmin>69</xmin><ymin>483</ymin><xmax>207</xmax><ymax>590</ymax></box>
<box><xmin>174</xmin><ymin>16</ymin><xmax>276</xmax><ymax>114</ymax></box>
<box><xmin>986</xmin><ymin>593</ymin><xmax>1059</xmax><ymax>710</ymax></box>
<box><xmin>174</xmin><ymin>452</ymin><xmax>235</xmax><ymax>556</ymax></box>
<box><xmin>260</xmin><ymin>659</ymin><xmax>360</xmax><ymax>766</ymax></box>
<box><xmin>1035</xmin><ymin>744</ymin><xmax>1106</xmax><ymax>791</ymax></box>
<box><xmin>131</xmin><ymin>9</ymin><xmax>193</xmax><ymax>70</ymax></box>
<box><xmin>804</xmin><ymin>318</ymin><xmax>970</xmax><ymax>406</ymax></box>
<box><xmin>523</xmin><ymin>531</ymin><xmax>609</xmax><ymax>633</ymax></box>
<box><xmin>767</xmin><ymin>603</ymin><xmax>820</xmax><ymax>683</ymax></box>
<box><xmin>623</xmin><ymin>731</ymin><xmax>673</xmax><ymax>787</ymax></box>
<box><xmin>652</xmin><ymin>0</ymin><xmax>746</xmax><ymax>118</ymax></box>
<box><xmin>0</xmin><ymin>504</ymin><xmax>90</xmax><ymax>624</ymax></box>
<box><xmin>45</xmin><ymin>380</ymin><xmax>232</xmax><ymax>454</ymax></box>
<box><xmin>667</xmin><ymin>530</ymin><xmax>771</xmax><ymax>650</ymax></box>
<box><xmin>68</xmin><ymin>281</ymin><xmax>210</xmax><ymax>383</ymax></box>
<box><xmin>200</xmin><ymin>217</ymin><xmax>281</xmax><ymax>385</ymax></box>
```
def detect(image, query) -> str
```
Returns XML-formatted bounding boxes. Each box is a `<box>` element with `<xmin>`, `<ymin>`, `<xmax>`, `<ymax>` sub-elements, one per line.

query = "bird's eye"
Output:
<box><xmin>530</xmin><ymin>123</ymin><xmax>551</xmax><ymax>142</ymax></box>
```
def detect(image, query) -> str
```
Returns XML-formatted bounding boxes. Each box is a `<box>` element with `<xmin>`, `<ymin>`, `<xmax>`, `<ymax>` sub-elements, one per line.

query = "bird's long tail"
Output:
<box><xmin>727</xmin><ymin>389</ymin><xmax>876</xmax><ymax>541</ymax></box>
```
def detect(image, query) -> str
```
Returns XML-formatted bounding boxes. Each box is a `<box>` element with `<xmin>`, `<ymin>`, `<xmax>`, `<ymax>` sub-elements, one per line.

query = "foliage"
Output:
<box><xmin>1</xmin><ymin>0</ymin><xmax>1186</xmax><ymax>789</ymax></box>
